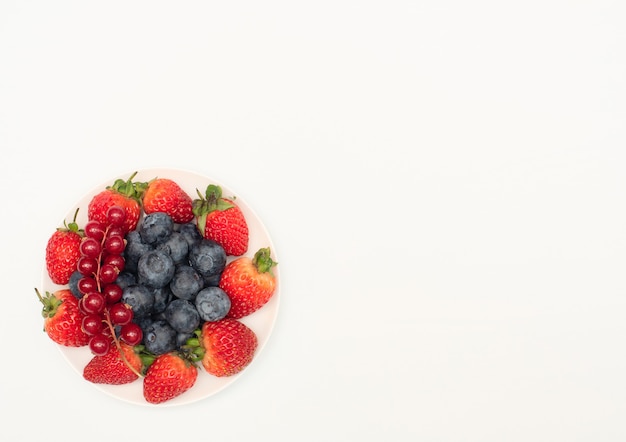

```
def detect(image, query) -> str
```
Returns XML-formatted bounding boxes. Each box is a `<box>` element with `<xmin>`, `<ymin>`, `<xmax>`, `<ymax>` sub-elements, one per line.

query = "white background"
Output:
<box><xmin>1</xmin><ymin>1</ymin><xmax>625</xmax><ymax>440</ymax></box>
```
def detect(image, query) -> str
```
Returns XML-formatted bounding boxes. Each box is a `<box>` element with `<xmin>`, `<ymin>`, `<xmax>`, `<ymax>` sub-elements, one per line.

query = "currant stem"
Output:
<box><xmin>103</xmin><ymin>309</ymin><xmax>144</xmax><ymax>378</ymax></box>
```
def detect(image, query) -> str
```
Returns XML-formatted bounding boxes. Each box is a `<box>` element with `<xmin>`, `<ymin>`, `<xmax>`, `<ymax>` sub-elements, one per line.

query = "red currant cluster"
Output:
<box><xmin>76</xmin><ymin>205</ymin><xmax>142</xmax><ymax>356</ymax></box>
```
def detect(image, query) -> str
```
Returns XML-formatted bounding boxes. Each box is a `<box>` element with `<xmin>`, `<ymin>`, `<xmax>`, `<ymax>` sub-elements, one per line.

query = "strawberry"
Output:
<box><xmin>87</xmin><ymin>172</ymin><xmax>147</xmax><ymax>233</ymax></box>
<box><xmin>83</xmin><ymin>343</ymin><xmax>145</xmax><ymax>385</ymax></box>
<box><xmin>196</xmin><ymin>318</ymin><xmax>258</xmax><ymax>377</ymax></box>
<box><xmin>35</xmin><ymin>288</ymin><xmax>90</xmax><ymax>347</ymax></box>
<box><xmin>45</xmin><ymin>209</ymin><xmax>83</xmax><ymax>285</ymax></box>
<box><xmin>142</xmin><ymin>177</ymin><xmax>194</xmax><ymax>223</ymax></box>
<box><xmin>219</xmin><ymin>247</ymin><xmax>277</xmax><ymax>318</ymax></box>
<box><xmin>192</xmin><ymin>184</ymin><xmax>249</xmax><ymax>256</ymax></box>
<box><xmin>143</xmin><ymin>352</ymin><xmax>198</xmax><ymax>404</ymax></box>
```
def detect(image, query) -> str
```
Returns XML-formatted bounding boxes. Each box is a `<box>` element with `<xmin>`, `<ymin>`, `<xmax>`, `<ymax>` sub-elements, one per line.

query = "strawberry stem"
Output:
<box><xmin>253</xmin><ymin>247</ymin><xmax>277</xmax><ymax>275</ymax></box>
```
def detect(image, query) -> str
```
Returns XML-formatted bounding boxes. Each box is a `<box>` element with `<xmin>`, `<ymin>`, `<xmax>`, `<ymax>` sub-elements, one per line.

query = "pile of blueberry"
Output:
<box><xmin>94</xmin><ymin>212</ymin><xmax>231</xmax><ymax>355</ymax></box>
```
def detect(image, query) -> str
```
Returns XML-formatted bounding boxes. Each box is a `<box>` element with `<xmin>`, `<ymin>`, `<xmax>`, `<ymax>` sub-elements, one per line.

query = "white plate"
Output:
<box><xmin>41</xmin><ymin>168</ymin><xmax>280</xmax><ymax>406</ymax></box>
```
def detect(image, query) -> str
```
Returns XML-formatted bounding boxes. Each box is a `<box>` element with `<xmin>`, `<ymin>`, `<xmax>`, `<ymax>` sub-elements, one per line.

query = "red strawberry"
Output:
<box><xmin>143</xmin><ymin>352</ymin><xmax>198</xmax><ymax>404</ymax></box>
<box><xmin>142</xmin><ymin>178</ymin><xmax>194</xmax><ymax>223</ymax></box>
<box><xmin>35</xmin><ymin>288</ymin><xmax>90</xmax><ymax>347</ymax></box>
<box><xmin>219</xmin><ymin>247</ymin><xmax>277</xmax><ymax>319</ymax></box>
<box><xmin>83</xmin><ymin>343</ymin><xmax>144</xmax><ymax>385</ymax></box>
<box><xmin>192</xmin><ymin>184</ymin><xmax>249</xmax><ymax>256</ymax></box>
<box><xmin>198</xmin><ymin>318</ymin><xmax>258</xmax><ymax>377</ymax></box>
<box><xmin>87</xmin><ymin>172</ymin><xmax>147</xmax><ymax>233</ymax></box>
<box><xmin>45</xmin><ymin>209</ymin><xmax>83</xmax><ymax>285</ymax></box>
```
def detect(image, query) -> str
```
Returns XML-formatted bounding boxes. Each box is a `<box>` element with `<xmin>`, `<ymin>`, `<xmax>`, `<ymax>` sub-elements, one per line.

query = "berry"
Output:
<box><xmin>174</xmin><ymin>222</ymin><xmax>203</xmax><ymax>248</ymax></box>
<box><xmin>119</xmin><ymin>322</ymin><xmax>143</xmax><ymax>346</ymax></box>
<box><xmin>139</xmin><ymin>212</ymin><xmax>174</xmax><ymax>245</ymax></box>
<box><xmin>188</xmin><ymin>238</ymin><xmax>226</xmax><ymax>282</ymax></box>
<box><xmin>195</xmin><ymin>286</ymin><xmax>231</xmax><ymax>322</ymax></box>
<box><xmin>143</xmin><ymin>320</ymin><xmax>177</xmax><ymax>355</ymax></box>
<box><xmin>156</xmin><ymin>231</ymin><xmax>189</xmax><ymax>265</ymax></box>
<box><xmin>83</xmin><ymin>343</ymin><xmax>144</xmax><ymax>385</ymax></box>
<box><xmin>87</xmin><ymin>172</ymin><xmax>147</xmax><ymax>234</ymax></box>
<box><xmin>192</xmin><ymin>184</ymin><xmax>249</xmax><ymax>256</ymax></box>
<box><xmin>36</xmin><ymin>288</ymin><xmax>90</xmax><ymax>347</ymax></box>
<box><xmin>45</xmin><ymin>209</ymin><xmax>83</xmax><ymax>285</ymax></box>
<box><xmin>142</xmin><ymin>178</ymin><xmax>194</xmax><ymax>224</ymax></box>
<box><xmin>88</xmin><ymin>333</ymin><xmax>111</xmax><ymax>356</ymax></box>
<box><xmin>169</xmin><ymin>265</ymin><xmax>203</xmax><ymax>301</ymax></box>
<box><xmin>219</xmin><ymin>247</ymin><xmax>277</xmax><ymax>318</ymax></box>
<box><xmin>197</xmin><ymin>318</ymin><xmax>257</xmax><ymax>377</ymax></box>
<box><xmin>137</xmin><ymin>250</ymin><xmax>175</xmax><ymax>289</ymax></box>
<box><xmin>164</xmin><ymin>299</ymin><xmax>200</xmax><ymax>334</ymax></box>
<box><xmin>121</xmin><ymin>284</ymin><xmax>155</xmax><ymax>318</ymax></box>
<box><xmin>143</xmin><ymin>352</ymin><xmax>198</xmax><ymax>404</ymax></box>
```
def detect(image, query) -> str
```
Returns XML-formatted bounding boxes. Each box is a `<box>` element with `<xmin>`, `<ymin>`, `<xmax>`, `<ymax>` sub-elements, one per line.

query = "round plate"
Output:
<box><xmin>41</xmin><ymin>168</ymin><xmax>280</xmax><ymax>406</ymax></box>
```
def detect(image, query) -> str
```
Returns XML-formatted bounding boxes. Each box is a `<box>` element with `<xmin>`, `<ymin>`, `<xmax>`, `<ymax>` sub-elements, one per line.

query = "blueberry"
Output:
<box><xmin>151</xmin><ymin>285</ymin><xmax>174</xmax><ymax>314</ymax></box>
<box><xmin>143</xmin><ymin>320</ymin><xmax>177</xmax><ymax>355</ymax></box>
<box><xmin>121</xmin><ymin>284</ymin><xmax>155</xmax><ymax>318</ymax></box>
<box><xmin>137</xmin><ymin>250</ymin><xmax>175</xmax><ymax>288</ymax></box>
<box><xmin>116</xmin><ymin>271</ymin><xmax>137</xmax><ymax>290</ymax></box>
<box><xmin>202</xmin><ymin>273</ymin><xmax>222</xmax><ymax>287</ymax></box>
<box><xmin>139</xmin><ymin>212</ymin><xmax>174</xmax><ymax>245</ymax></box>
<box><xmin>156</xmin><ymin>231</ymin><xmax>189</xmax><ymax>265</ymax></box>
<box><xmin>195</xmin><ymin>286</ymin><xmax>231</xmax><ymax>322</ymax></box>
<box><xmin>68</xmin><ymin>270</ymin><xmax>83</xmax><ymax>299</ymax></box>
<box><xmin>189</xmin><ymin>239</ymin><xmax>226</xmax><ymax>280</ymax></box>
<box><xmin>176</xmin><ymin>331</ymin><xmax>195</xmax><ymax>348</ymax></box>
<box><xmin>174</xmin><ymin>222</ymin><xmax>203</xmax><ymax>248</ymax></box>
<box><xmin>124</xmin><ymin>230</ymin><xmax>154</xmax><ymax>273</ymax></box>
<box><xmin>169</xmin><ymin>265</ymin><xmax>204</xmax><ymax>300</ymax></box>
<box><xmin>164</xmin><ymin>299</ymin><xmax>200</xmax><ymax>334</ymax></box>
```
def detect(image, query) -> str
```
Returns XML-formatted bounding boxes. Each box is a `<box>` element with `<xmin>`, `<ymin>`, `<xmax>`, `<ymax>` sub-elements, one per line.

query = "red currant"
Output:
<box><xmin>81</xmin><ymin>291</ymin><xmax>106</xmax><ymax>315</ymax></box>
<box><xmin>103</xmin><ymin>254</ymin><xmax>125</xmax><ymax>273</ymax></box>
<box><xmin>107</xmin><ymin>205</ymin><xmax>127</xmax><ymax>228</ymax></box>
<box><xmin>79</xmin><ymin>237</ymin><xmax>102</xmax><ymax>259</ymax></box>
<box><xmin>102</xmin><ymin>283</ymin><xmax>123</xmax><ymax>304</ymax></box>
<box><xmin>109</xmin><ymin>303</ymin><xmax>133</xmax><ymax>325</ymax></box>
<box><xmin>104</xmin><ymin>235</ymin><xmax>125</xmax><ymax>255</ymax></box>
<box><xmin>89</xmin><ymin>334</ymin><xmax>111</xmax><ymax>356</ymax></box>
<box><xmin>84</xmin><ymin>220</ymin><xmax>105</xmax><ymax>241</ymax></box>
<box><xmin>77</xmin><ymin>256</ymin><xmax>98</xmax><ymax>276</ymax></box>
<box><xmin>82</xmin><ymin>314</ymin><xmax>104</xmax><ymax>335</ymax></box>
<box><xmin>120</xmin><ymin>322</ymin><xmax>143</xmax><ymax>346</ymax></box>
<box><xmin>99</xmin><ymin>263</ymin><xmax>119</xmax><ymax>285</ymax></box>
<box><xmin>77</xmin><ymin>276</ymin><xmax>98</xmax><ymax>295</ymax></box>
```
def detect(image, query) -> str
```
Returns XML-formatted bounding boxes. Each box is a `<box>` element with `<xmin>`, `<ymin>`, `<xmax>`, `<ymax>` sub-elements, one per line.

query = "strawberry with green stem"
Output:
<box><xmin>143</xmin><ymin>352</ymin><xmax>198</xmax><ymax>404</ymax></box>
<box><xmin>142</xmin><ymin>177</ymin><xmax>194</xmax><ymax>223</ymax></box>
<box><xmin>193</xmin><ymin>184</ymin><xmax>249</xmax><ymax>256</ymax></box>
<box><xmin>35</xmin><ymin>288</ymin><xmax>90</xmax><ymax>347</ymax></box>
<box><xmin>219</xmin><ymin>247</ymin><xmax>277</xmax><ymax>318</ymax></box>
<box><xmin>184</xmin><ymin>318</ymin><xmax>258</xmax><ymax>377</ymax></box>
<box><xmin>45</xmin><ymin>208</ymin><xmax>83</xmax><ymax>285</ymax></box>
<box><xmin>87</xmin><ymin>171</ymin><xmax>148</xmax><ymax>233</ymax></box>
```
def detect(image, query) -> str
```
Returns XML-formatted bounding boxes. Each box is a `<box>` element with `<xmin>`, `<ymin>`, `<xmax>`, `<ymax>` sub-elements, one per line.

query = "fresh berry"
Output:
<box><xmin>164</xmin><ymin>299</ymin><xmax>200</xmax><ymax>334</ymax></box>
<box><xmin>169</xmin><ymin>265</ymin><xmax>203</xmax><ymax>300</ymax></box>
<box><xmin>143</xmin><ymin>319</ymin><xmax>177</xmax><ymax>355</ymax></box>
<box><xmin>192</xmin><ymin>184</ymin><xmax>249</xmax><ymax>256</ymax></box>
<box><xmin>196</xmin><ymin>318</ymin><xmax>257</xmax><ymax>377</ymax></box>
<box><xmin>139</xmin><ymin>212</ymin><xmax>174</xmax><ymax>245</ymax></box>
<box><xmin>36</xmin><ymin>288</ymin><xmax>90</xmax><ymax>347</ymax></box>
<box><xmin>87</xmin><ymin>172</ymin><xmax>147</xmax><ymax>233</ymax></box>
<box><xmin>83</xmin><ymin>343</ymin><xmax>144</xmax><ymax>385</ymax></box>
<box><xmin>136</xmin><ymin>249</ymin><xmax>175</xmax><ymax>289</ymax></box>
<box><xmin>188</xmin><ymin>238</ymin><xmax>226</xmax><ymax>284</ymax></box>
<box><xmin>143</xmin><ymin>352</ymin><xmax>198</xmax><ymax>404</ymax></box>
<box><xmin>142</xmin><ymin>178</ymin><xmax>194</xmax><ymax>224</ymax></box>
<box><xmin>195</xmin><ymin>286</ymin><xmax>231</xmax><ymax>322</ymax></box>
<box><xmin>219</xmin><ymin>247</ymin><xmax>277</xmax><ymax>318</ymax></box>
<box><xmin>45</xmin><ymin>209</ymin><xmax>83</xmax><ymax>285</ymax></box>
